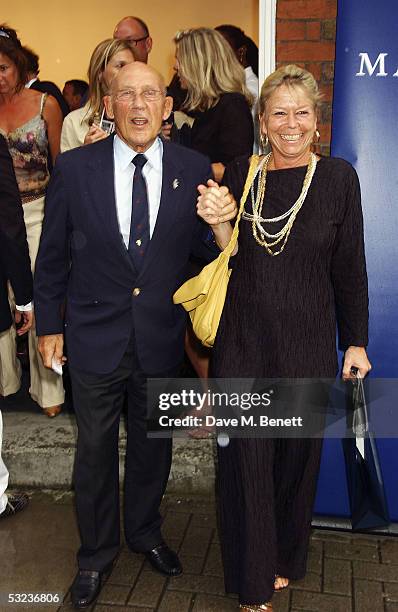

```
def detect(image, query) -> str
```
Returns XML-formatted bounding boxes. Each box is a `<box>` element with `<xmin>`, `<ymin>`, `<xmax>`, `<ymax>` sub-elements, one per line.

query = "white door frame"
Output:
<box><xmin>259</xmin><ymin>0</ymin><xmax>277</xmax><ymax>87</ymax></box>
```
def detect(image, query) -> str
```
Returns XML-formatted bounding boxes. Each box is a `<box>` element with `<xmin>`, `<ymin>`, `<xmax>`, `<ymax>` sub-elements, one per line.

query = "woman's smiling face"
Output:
<box><xmin>260</xmin><ymin>82</ymin><xmax>317</xmax><ymax>167</ymax></box>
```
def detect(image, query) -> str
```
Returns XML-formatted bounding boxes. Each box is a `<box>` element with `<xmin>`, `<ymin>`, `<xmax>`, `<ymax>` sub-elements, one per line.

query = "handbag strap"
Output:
<box><xmin>223</xmin><ymin>154</ymin><xmax>260</xmax><ymax>257</ymax></box>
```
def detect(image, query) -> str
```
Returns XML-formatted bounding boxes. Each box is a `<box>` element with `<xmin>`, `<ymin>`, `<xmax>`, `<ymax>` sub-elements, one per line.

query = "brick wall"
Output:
<box><xmin>276</xmin><ymin>0</ymin><xmax>337</xmax><ymax>155</ymax></box>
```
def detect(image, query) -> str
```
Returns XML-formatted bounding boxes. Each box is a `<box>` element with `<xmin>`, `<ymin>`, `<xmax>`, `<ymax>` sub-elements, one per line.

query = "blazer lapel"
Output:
<box><xmin>86</xmin><ymin>136</ymin><xmax>136</xmax><ymax>273</ymax></box>
<box><xmin>138</xmin><ymin>143</ymin><xmax>184</xmax><ymax>276</ymax></box>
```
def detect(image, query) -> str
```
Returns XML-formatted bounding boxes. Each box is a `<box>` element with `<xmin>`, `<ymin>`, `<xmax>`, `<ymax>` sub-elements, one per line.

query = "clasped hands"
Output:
<box><xmin>197</xmin><ymin>179</ymin><xmax>237</xmax><ymax>226</ymax></box>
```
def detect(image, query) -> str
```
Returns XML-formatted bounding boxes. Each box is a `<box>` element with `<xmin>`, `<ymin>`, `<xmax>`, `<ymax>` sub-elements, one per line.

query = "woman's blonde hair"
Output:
<box><xmin>259</xmin><ymin>64</ymin><xmax>323</xmax><ymax>115</ymax></box>
<box><xmin>86</xmin><ymin>38</ymin><xmax>134</xmax><ymax>124</ymax></box>
<box><xmin>174</xmin><ymin>27</ymin><xmax>253</xmax><ymax>112</ymax></box>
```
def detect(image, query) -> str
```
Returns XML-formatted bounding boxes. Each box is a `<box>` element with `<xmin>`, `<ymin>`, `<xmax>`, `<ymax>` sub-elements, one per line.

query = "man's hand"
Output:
<box><xmin>197</xmin><ymin>179</ymin><xmax>237</xmax><ymax>226</ymax></box>
<box><xmin>14</xmin><ymin>310</ymin><xmax>34</xmax><ymax>335</ymax></box>
<box><xmin>342</xmin><ymin>346</ymin><xmax>372</xmax><ymax>380</ymax></box>
<box><xmin>38</xmin><ymin>334</ymin><xmax>66</xmax><ymax>369</ymax></box>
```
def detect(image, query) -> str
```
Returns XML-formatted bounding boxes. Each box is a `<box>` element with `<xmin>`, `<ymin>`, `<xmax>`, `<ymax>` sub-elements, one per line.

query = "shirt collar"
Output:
<box><xmin>114</xmin><ymin>134</ymin><xmax>162</xmax><ymax>172</ymax></box>
<box><xmin>25</xmin><ymin>77</ymin><xmax>38</xmax><ymax>88</ymax></box>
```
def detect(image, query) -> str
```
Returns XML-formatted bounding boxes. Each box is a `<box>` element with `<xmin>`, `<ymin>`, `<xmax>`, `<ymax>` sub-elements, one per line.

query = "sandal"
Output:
<box><xmin>43</xmin><ymin>405</ymin><xmax>62</xmax><ymax>418</ymax></box>
<box><xmin>274</xmin><ymin>575</ymin><xmax>289</xmax><ymax>591</ymax></box>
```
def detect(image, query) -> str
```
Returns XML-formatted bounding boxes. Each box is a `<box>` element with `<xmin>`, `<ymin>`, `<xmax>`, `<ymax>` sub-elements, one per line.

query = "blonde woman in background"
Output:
<box><xmin>173</xmin><ymin>28</ymin><xmax>254</xmax><ymax>183</ymax></box>
<box><xmin>0</xmin><ymin>25</ymin><xmax>64</xmax><ymax>417</ymax></box>
<box><xmin>61</xmin><ymin>38</ymin><xmax>135</xmax><ymax>152</ymax></box>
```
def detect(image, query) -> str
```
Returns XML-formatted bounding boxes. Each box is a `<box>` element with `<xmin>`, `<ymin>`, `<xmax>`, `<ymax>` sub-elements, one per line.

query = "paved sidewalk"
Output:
<box><xmin>1</xmin><ymin>492</ymin><xmax>398</xmax><ymax>612</ymax></box>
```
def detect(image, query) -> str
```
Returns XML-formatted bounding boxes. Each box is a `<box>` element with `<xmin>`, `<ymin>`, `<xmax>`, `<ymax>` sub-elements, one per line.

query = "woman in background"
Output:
<box><xmin>0</xmin><ymin>24</ymin><xmax>64</xmax><ymax>416</ymax></box>
<box><xmin>173</xmin><ymin>27</ymin><xmax>254</xmax><ymax>183</ymax></box>
<box><xmin>61</xmin><ymin>38</ymin><xmax>135</xmax><ymax>152</ymax></box>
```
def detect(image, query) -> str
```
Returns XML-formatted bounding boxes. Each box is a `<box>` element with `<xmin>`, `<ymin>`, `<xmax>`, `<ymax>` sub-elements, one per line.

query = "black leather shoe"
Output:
<box><xmin>70</xmin><ymin>570</ymin><xmax>102</xmax><ymax>609</ymax></box>
<box><xmin>145</xmin><ymin>543</ymin><xmax>182</xmax><ymax>577</ymax></box>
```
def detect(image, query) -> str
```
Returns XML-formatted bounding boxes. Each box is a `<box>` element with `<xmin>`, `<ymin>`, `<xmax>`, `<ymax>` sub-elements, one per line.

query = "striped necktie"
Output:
<box><xmin>128</xmin><ymin>154</ymin><xmax>149</xmax><ymax>270</ymax></box>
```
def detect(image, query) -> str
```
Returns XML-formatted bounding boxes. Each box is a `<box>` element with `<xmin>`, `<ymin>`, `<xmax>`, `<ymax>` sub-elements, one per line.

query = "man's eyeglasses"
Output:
<box><xmin>114</xmin><ymin>88</ymin><xmax>164</xmax><ymax>103</ymax></box>
<box><xmin>125</xmin><ymin>35</ymin><xmax>149</xmax><ymax>47</ymax></box>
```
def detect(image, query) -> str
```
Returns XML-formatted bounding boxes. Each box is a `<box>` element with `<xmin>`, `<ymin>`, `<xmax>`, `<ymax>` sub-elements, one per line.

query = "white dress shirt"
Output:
<box><xmin>245</xmin><ymin>66</ymin><xmax>259</xmax><ymax>101</ymax></box>
<box><xmin>113</xmin><ymin>135</ymin><xmax>163</xmax><ymax>248</ymax></box>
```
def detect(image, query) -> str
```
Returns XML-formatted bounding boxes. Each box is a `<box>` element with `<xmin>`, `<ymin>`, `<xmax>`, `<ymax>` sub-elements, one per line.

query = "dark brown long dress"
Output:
<box><xmin>212</xmin><ymin>155</ymin><xmax>369</xmax><ymax>605</ymax></box>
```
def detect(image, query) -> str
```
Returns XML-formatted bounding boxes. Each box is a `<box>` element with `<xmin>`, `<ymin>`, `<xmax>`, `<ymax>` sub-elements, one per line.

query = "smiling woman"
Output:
<box><xmin>208</xmin><ymin>64</ymin><xmax>371</xmax><ymax>611</ymax></box>
<box><xmin>259</xmin><ymin>64</ymin><xmax>322</xmax><ymax>169</ymax></box>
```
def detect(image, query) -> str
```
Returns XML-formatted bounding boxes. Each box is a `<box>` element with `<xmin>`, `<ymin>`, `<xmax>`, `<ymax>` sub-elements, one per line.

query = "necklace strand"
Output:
<box><xmin>243</xmin><ymin>152</ymin><xmax>318</xmax><ymax>256</ymax></box>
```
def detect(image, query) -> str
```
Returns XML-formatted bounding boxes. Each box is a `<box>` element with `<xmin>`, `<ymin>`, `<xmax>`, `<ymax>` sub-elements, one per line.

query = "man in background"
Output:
<box><xmin>63</xmin><ymin>79</ymin><xmax>89</xmax><ymax>112</ymax></box>
<box><xmin>23</xmin><ymin>46</ymin><xmax>69</xmax><ymax>118</ymax></box>
<box><xmin>113</xmin><ymin>16</ymin><xmax>152</xmax><ymax>63</ymax></box>
<box><xmin>0</xmin><ymin>135</ymin><xmax>32</xmax><ymax>519</ymax></box>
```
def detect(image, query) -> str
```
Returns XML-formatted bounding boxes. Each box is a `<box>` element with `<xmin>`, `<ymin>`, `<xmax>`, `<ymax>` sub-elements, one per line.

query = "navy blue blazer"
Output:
<box><xmin>34</xmin><ymin>136</ymin><xmax>214</xmax><ymax>374</ymax></box>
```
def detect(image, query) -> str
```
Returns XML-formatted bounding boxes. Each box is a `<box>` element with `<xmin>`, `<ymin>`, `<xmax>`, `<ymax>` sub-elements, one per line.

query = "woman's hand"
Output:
<box><xmin>84</xmin><ymin>124</ymin><xmax>108</xmax><ymax>146</ymax></box>
<box><xmin>197</xmin><ymin>179</ymin><xmax>237</xmax><ymax>226</ymax></box>
<box><xmin>342</xmin><ymin>346</ymin><xmax>372</xmax><ymax>380</ymax></box>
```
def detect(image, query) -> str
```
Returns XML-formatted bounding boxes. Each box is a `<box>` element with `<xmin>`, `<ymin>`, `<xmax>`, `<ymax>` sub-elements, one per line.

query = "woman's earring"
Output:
<box><xmin>260</xmin><ymin>133</ymin><xmax>269</xmax><ymax>149</ymax></box>
<box><xmin>315</xmin><ymin>129</ymin><xmax>320</xmax><ymax>141</ymax></box>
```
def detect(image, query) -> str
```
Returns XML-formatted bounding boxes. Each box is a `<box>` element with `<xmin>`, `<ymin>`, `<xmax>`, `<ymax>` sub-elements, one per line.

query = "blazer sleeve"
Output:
<box><xmin>0</xmin><ymin>136</ymin><xmax>33</xmax><ymax>305</ymax></box>
<box><xmin>331</xmin><ymin>165</ymin><xmax>369</xmax><ymax>349</ymax></box>
<box><xmin>34</xmin><ymin>157</ymin><xmax>71</xmax><ymax>335</ymax></box>
<box><xmin>190</xmin><ymin>158</ymin><xmax>220</xmax><ymax>263</ymax></box>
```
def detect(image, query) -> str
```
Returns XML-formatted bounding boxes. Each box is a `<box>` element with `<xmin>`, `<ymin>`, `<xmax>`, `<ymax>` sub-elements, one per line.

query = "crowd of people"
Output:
<box><xmin>0</xmin><ymin>15</ymin><xmax>371</xmax><ymax>612</ymax></box>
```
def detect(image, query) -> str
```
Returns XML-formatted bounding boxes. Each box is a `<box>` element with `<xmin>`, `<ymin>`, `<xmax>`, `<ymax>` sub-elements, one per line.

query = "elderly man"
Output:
<box><xmin>114</xmin><ymin>16</ymin><xmax>152</xmax><ymax>63</ymax></box>
<box><xmin>34</xmin><ymin>62</ymin><xmax>235</xmax><ymax>609</ymax></box>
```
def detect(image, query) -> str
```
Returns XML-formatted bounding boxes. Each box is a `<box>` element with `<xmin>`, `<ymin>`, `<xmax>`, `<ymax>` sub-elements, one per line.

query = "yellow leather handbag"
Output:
<box><xmin>173</xmin><ymin>155</ymin><xmax>260</xmax><ymax>347</ymax></box>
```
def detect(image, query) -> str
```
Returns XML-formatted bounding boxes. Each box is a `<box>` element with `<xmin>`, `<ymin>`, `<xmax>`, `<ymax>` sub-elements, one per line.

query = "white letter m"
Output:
<box><xmin>356</xmin><ymin>52</ymin><xmax>388</xmax><ymax>76</ymax></box>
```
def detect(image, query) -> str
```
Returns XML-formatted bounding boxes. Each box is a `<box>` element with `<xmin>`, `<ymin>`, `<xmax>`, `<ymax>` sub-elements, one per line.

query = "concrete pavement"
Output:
<box><xmin>1</xmin><ymin>492</ymin><xmax>398</xmax><ymax>612</ymax></box>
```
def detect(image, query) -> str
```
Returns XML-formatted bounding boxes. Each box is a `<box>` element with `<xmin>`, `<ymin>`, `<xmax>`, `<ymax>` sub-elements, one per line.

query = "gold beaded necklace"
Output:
<box><xmin>243</xmin><ymin>152</ymin><xmax>318</xmax><ymax>256</ymax></box>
